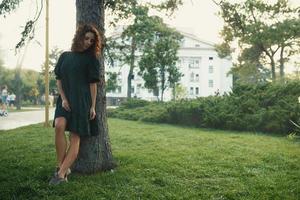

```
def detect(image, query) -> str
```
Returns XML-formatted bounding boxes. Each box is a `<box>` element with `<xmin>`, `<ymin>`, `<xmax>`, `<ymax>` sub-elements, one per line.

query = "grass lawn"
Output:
<box><xmin>0</xmin><ymin>118</ymin><xmax>299</xmax><ymax>200</ymax></box>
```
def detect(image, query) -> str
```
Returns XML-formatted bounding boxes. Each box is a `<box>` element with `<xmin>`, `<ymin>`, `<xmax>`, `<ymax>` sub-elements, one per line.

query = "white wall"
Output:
<box><xmin>106</xmin><ymin>31</ymin><xmax>233</xmax><ymax>101</ymax></box>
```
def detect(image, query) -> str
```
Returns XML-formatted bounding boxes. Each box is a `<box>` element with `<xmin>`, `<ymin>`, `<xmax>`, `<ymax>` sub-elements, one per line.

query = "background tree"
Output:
<box><xmin>173</xmin><ymin>83</ymin><xmax>188</xmax><ymax>100</ymax></box>
<box><xmin>231</xmin><ymin>44</ymin><xmax>271</xmax><ymax>85</ymax></box>
<box><xmin>107</xmin><ymin>6</ymin><xmax>168</xmax><ymax>98</ymax></box>
<box><xmin>139</xmin><ymin>26</ymin><xmax>183</xmax><ymax>101</ymax></box>
<box><xmin>106</xmin><ymin>0</ymin><xmax>184</xmax><ymax>99</ymax></box>
<box><xmin>214</xmin><ymin>0</ymin><xmax>300</xmax><ymax>81</ymax></box>
<box><xmin>38</xmin><ymin>47</ymin><xmax>64</xmax><ymax>96</ymax></box>
<box><xmin>105</xmin><ymin>71</ymin><xmax>118</xmax><ymax>92</ymax></box>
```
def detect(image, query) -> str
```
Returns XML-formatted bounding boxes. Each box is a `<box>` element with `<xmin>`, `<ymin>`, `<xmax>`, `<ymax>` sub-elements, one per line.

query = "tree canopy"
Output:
<box><xmin>215</xmin><ymin>0</ymin><xmax>300</xmax><ymax>81</ymax></box>
<box><xmin>139</xmin><ymin>24</ymin><xmax>183</xmax><ymax>101</ymax></box>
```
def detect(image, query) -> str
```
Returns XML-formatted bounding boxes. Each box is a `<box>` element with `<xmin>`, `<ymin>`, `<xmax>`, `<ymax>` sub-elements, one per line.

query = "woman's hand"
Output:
<box><xmin>62</xmin><ymin>99</ymin><xmax>71</xmax><ymax>112</ymax></box>
<box><xmin>90</xmin><ymin>107</ymin><xmax>96</xmax><ymax>120</ymax></box>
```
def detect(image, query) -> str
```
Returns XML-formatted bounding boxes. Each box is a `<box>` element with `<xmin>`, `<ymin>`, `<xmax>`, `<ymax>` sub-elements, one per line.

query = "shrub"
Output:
<box><xmin>109</xmin><ymin>80</ymin><xmax>300</xmax><ymax>135</ymax></box>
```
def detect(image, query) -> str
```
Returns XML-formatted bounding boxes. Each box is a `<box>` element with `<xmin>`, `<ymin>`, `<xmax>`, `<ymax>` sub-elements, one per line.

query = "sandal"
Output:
<box><xmin>49</xmin><ymin>172</ymin><xmax>68</xmax><ymax>185</ymax></box>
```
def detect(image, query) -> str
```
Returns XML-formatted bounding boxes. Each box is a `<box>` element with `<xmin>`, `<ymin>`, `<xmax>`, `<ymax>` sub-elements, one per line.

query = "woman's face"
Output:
<box><xmin>82</xmin><ymin>32</ymin><xmax>95</xmax><ymax>51</ymax></box>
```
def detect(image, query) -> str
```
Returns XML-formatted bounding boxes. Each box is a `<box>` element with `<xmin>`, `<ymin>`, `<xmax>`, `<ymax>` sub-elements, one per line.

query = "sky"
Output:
<box><xmin>0</xmin><ymin>0</ymin><xmax>299</xmax><ymax>72</ymax></box>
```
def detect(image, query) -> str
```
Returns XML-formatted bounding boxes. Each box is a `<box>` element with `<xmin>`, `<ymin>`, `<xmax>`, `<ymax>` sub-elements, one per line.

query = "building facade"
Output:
<box><xmin>106</xmin><ymin>30</ymin><xmax>233</xmax><ymax>105</ymax></box>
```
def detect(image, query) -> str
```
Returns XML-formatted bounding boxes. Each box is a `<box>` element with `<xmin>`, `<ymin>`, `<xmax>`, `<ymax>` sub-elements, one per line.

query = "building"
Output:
<box><xmin>106</xmin><ymin>29</ymin><xmax>233</xmax><ymax>105</ymax></box>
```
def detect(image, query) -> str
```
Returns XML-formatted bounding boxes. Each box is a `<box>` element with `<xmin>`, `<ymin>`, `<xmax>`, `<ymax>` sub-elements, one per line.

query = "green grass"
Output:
<box><xmin>0</xmin><ymin>119</ymin><xmax>299</xmax><ymax>200</ymax></box>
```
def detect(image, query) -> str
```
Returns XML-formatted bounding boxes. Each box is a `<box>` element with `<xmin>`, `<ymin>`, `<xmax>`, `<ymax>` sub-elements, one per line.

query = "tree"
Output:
<box><xmin>106</xmin><ymin>2</ymin><xmax>184</xmax><ymax>99</ymax></box>
<box><xmin>73</xmin><ymin>0</ymin><xmax>115</xmax><ymax>173</ymax></box>
<box><xmin>214</xmin><ymin>0</ymin><xmax>300</xmax><ymax>81</ymax></box>
<box><xmin>105</xmin><ymin>72</ymin><xmax>118</xmax><ymax>92</ymax></box>
<box><xmin>173</xmin><ymin>83</ymin><xmax>188</xmax><ymax>100</ymax></box>
<box><xmin>139</xmin><ymin>26</ymin><xmax>183</xmax><ymax>101</ymax></box>
<box><xmin>231</xmin><ymin>44</ymin><xmax>271</xmax><ymax>85</ymax></box>
<box><xmin>107</xmin><ymin>6</ymin><xmax>161</xmax><ymax>98</ymax></box>
<box><xmin>38</xmin><ymin>47</ymin><xmax>64</xmax><ymax>97</ymax></box>
<box><xmin>0</xmin><ymin>0</ymin><xmax>183</xmax><ymax>173</ymax></box>
<box><xmin>75</xmin><ymin>0</ymin><xmax>183</xmax><ymax>173</ymax></box>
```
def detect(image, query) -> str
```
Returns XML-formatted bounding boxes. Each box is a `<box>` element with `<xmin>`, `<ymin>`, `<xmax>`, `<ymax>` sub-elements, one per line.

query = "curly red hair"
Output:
<box><xmin>71</xmin><ymin>24</ymin><xmax>102</xmax><ymax>57</ymax></box>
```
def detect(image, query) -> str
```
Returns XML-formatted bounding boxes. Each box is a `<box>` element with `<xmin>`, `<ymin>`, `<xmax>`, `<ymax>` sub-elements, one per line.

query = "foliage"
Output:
<box><xmin>106</xmin><ymin>3</ymin><xmax>183</xmax><ymax>98</ymax></box>
<box><xmin>231</xmin><ymin>61</ymin><xmax>271</xmax><ymax>85</ymax></box>
<box><xmin>0</xmin><ymin>0</ymin><xmax>23</xmax><ymax>16</ymax></box>
<box><xmin>118</xmin><ymin>98</ymin><xmax>150</xmax><ymax>109</ymax></box>
<box><xmin>173</xmin><ymin>83</ymin><xmax>188</xmax><ymax>100</ymax></box>
<box><xmin>0</xmin><ymin>119</ymin><xmax>299</xmax><ymax>199</ymax></box>
<box><xmin>0</xmin><ymin>0</ymin><xmax>43</xmax><ymax>50</ymax></box>
<box><xmin>138</xmin><ymin>25</ymin><xmax>183</xmax><ymax>101</ymax></box>
<box><xmin>38</xmin><ymin>47</ymin><xmax>63</xmax><ymax>95</ymax></box>
<box><xmin>105</xmin><ymin>0</ymin><xmax>182</xmax><ymax>25</ymax></box>
<box><xmin>215</xmin><ymin>0</ymin><xmax>300</xmax><ymax>80</ymax></box>
<box><xmin>0</xmin><ymin>0</ymin><xmax>182</xmax><ymax>50</ymax></box>
<box><xmin>105</xmin><ymin>71</ymin><xmax>118</xmax><ymax>92</ymax></box>
<box><xmin>110</xmin><ymin>81</ymin><xmax>300</xmax><ymax>135</ymax></box>
<box><xmin>106</xmin><ymin>6</ymin><xmax>163</xmax><ymax>98</ymax></box>
<box><xmin>0</xmin><ymin>65</ymin><xmax>43</xmax><ymax>105</ymax></box>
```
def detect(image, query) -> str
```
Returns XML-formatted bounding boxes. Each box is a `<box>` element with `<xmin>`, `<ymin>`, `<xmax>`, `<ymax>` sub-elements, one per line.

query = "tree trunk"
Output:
<box><xmin>127</xmin><ymin>38</ymin><xmax>136</xmax><ymax>98</ymax></box>
<box><xmin>73</xmin><ymin>0</ymin><xmax>116</xmax><ymax>173</ymax></box>
<box><xmin>267</xmin><ymin>55</ymin><xmax>276</xmax><ymax>81</ymax></box>
<box><xmin>279</xmin><ymin>46</ymin><xmax>285</xmax><ymax>78</ymax></box>
<box><xmin>14</xmin><ymin>69</ymin><xmax>22</xmax><ymax>110</ymax></box>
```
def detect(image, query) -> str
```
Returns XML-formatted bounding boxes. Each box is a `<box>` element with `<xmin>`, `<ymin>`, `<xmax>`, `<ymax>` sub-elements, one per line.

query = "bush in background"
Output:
<box><xmin>108</xmin><ymin>81</ymin><xmax>300</xmax><ymax>135</ymax></box>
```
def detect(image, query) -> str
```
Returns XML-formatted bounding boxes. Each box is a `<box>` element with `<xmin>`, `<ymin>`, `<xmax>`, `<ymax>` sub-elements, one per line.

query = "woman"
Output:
<box><xmin>49</xmin><ymin>24</ymin><xmax>101</xmax><ymax>185</ymax></box>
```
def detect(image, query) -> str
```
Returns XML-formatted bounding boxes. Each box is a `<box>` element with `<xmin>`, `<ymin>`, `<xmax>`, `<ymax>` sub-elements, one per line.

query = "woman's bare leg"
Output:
<box><xmin>58</xmin><ymin>132</ymin><xmax>80</xmax><ymax>178</ymax></box>
<box><xmin>54</xmin><ymin>117</ymin><xmax>68</xmax><ymax>168</ymax></box>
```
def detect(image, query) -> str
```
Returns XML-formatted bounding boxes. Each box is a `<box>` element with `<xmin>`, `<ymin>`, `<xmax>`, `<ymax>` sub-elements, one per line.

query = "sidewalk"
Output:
<box><xmin>0</xmin><ymin>108</ymin><xmax>55</xmax><ymax>130</ymax></box>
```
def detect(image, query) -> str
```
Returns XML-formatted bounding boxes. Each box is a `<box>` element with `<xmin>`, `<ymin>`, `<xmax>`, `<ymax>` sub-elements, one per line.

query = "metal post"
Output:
<box><xmin>44</xmin><ymin>0</ymin><xmax>50</xmax><ymax>127</ymax></box>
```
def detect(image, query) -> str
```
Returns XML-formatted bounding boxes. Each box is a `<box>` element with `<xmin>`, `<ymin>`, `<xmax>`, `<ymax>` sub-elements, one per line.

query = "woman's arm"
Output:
<box><xmin>89</xmin><ymin>83</ymin><xmax>97</xmax><ymax>120</ymax></box>
<box><xmin>57</xmin><ymin>80</ymin><xmax>71</xmax><ymax>111</ymax></box>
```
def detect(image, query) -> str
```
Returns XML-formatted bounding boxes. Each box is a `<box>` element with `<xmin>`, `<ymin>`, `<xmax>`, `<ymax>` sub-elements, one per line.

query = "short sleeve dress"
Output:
<box><xmin>53</xmin><ymin>51</ymin><xmax>100</xmax><ymax>137</ymax></box>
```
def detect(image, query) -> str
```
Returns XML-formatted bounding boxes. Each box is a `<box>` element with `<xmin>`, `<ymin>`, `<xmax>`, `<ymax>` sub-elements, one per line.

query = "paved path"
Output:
<box><xmin>0</xmin><ymin>108</ymin><xmax>55</xmax><ymax>130</ymax></box>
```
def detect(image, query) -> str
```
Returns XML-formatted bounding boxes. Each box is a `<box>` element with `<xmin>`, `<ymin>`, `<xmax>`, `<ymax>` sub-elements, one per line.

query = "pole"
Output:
<box><xmin>44</xmin><ymin>0</ymin><xmax>50</xmax><ymax>127</ymax></box>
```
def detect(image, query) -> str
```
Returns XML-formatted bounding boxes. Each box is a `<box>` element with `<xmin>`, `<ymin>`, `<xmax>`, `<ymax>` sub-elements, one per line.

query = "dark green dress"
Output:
<box><xmin>53</xmin><ymin>51</ymin><xmax>100</xmax><ymax>137</ymax></box>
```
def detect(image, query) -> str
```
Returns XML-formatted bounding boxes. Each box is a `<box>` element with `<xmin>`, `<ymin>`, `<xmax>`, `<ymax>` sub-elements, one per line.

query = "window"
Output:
<box><xmin>188</xmin><ymin>60</ymin><xmax>194</xmax><ymax>68</ymax></box>
<box><xmin>131</xmin><ymin>86</ymin><xmax>135</xmax><ymax>93</ymax></box>
<box><xmin>188</xmin><ymin>58</ymin><xmax>201</xmax><ymax>68</ymax></box>
<box><xmin>117</xmin><ymin>86</ymin><xmax>122</xmax><ymax>93</ymax></box>
<box><xmin>137</xmin><ymin>84</ymin><xmax>142</xmax><ymax>94</ymax></box>
<box><xmin>190</xmin><ymin>72</ymin><xmax>195</xmax><ymax>82</ymax></box>
<box><xmin>209</xmin><ymin>57</ymin><xmax>214</xmax><ymax>60</ymax></box>
<box><xmin>194</xmin><ymin>60</ymin><xmax>200</xmax><ymax>68</ymax></box>
<box><xmin>190</xmin><ymin>87</ymin><xmax>194</xmax><ymax>95</ymax></box>
<box><xmin>117</xmin><ymin>72</ymin><xmax>122</xmax><ymax>83</ymax></box>
<box><xmin>209</xmin><ymin>65</ymin><xmax>214</xmax><ymax>73</ymax></box>
<box><xmin>209</xmin><ymin>80</ymin><xmax>214</xmax><ymax>88</ymax></box>
<box><xmin>195</xmin><ymin>87</ymin><xmax>199</xmax><ymax>95</ymax></box>
<box><xmin>195</xmin><ymin>44</ymin><xmax>200</xmax><ymax>47</ymax></box>
<box><xmin>180</xmin><ymin>39</ymin><xmax>185</xmax><ymax>46</ymax></box>
<box><xmin>195</xmin><ymin>74</ymin><xmax>199</xmax><ymax>82</ymax></box>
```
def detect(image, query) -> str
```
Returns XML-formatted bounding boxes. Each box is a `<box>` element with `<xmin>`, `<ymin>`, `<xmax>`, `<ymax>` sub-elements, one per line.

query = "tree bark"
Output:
<box><xmin>264</xmin><ymin>52</ymin><xmax>276</xmax><ymax>81</ymax></box>
<box><xmin>14</xmin><ymin>69</ymin><xmax>22</xmax><ymax>110</ymax></box>
<box><xmin>279</xmin><ymin>46</ymin><xmax>285</xmax><ymax>78</ymax></box>
<box><xmin>127</xmin><ymin>38</ymin><xmax>136</xmax><ymax>98</ymax></box>
<box><xmin>270</xmin><ymin>58</ymin><xmax>276</xmax><ymax>81</ymax></box>
<box><xmin>73</xmin><ymin>0</ymin><xmax>116</xmax><ymax>173</ymax></box>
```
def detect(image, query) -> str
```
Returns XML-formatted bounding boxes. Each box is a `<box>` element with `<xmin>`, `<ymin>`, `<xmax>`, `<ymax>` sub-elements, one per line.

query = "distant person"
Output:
<box><xmin>1</xmin><ymin>85</ymin><xmax>8</xmax><ymax>111</ymax></box>
<box><xmin>8</xmin><ymin>93</ymin><xmax>16</xmax><ymax>108</ymax></box>
<box><xmin>1</xmin><ymin>85</ymin><xmax>8</xmax><ymax>105</ymax></box>
<box><xmin>49</xmin><ymin>24</ymin><xmax>101</xmax><ymax>185</ymax></box>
